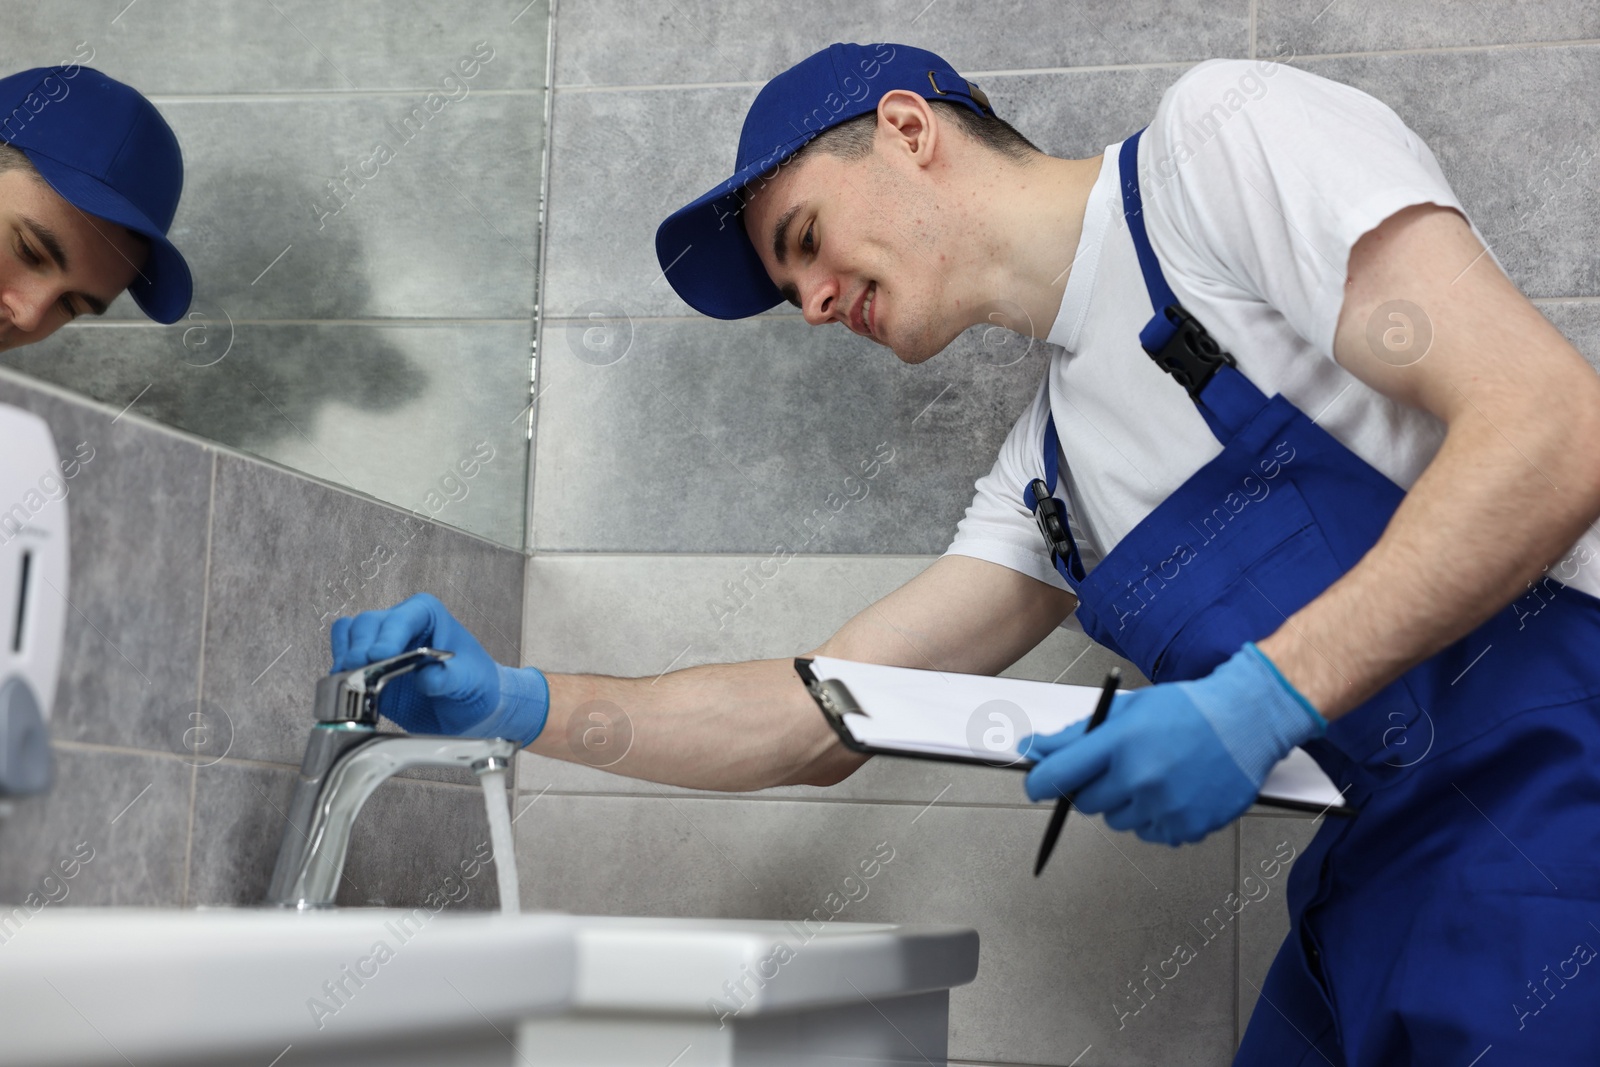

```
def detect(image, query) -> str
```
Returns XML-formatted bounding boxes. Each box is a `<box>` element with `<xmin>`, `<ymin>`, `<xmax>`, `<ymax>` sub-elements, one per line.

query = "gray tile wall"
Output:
<box><xmin>0</xmin><ymin>368</ymin><xmax>526</xmax><ymax>912</ymax></box>
<box><xmin>524</xmin><ymin>4</ymin><xmax>1600</xmax><ymax>1066</ymax></box>
<box><xmin>0</xmin><ymin>1</ymin><xmax>551</xmax><ymax>548</ymax></box>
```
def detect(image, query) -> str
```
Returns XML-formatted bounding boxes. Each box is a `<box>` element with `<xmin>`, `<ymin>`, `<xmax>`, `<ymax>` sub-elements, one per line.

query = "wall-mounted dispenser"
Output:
<box><xmin>0</xmin><ymin>404</ymin><xmax>69</xmax><ymax>797</ymax></box>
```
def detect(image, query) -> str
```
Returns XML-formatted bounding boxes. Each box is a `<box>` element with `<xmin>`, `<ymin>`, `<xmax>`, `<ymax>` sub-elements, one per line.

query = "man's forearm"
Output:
<box><xmin>526</xmin><ymin>658</ymin><xmax>867</xmax><ymax>791</ymax></box>
<box><xmin>1257</xmin><ymin>388</ymin><xmax>1600</xmax><ymax>719</ymax></box>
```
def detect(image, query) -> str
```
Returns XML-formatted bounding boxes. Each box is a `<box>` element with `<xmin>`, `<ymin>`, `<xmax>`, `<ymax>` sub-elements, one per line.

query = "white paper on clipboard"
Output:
<box><xmin>806</xmin><ymin>655</ymin><xmax>1345</xmax><ymax>811</ymax></box>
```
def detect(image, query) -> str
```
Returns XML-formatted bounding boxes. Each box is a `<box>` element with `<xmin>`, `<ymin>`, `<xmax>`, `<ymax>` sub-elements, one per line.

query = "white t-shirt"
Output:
<box><xmin>945</xmin><ymin>58</ymin><xmax>1600</xmax><ymax>608</ymax></box>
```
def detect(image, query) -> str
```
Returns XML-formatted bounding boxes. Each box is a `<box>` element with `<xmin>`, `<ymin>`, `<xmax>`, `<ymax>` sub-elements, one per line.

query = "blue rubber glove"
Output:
<box><xmin>1020</xmin><ymin>643</ymin><xmax>1326</xmax><ymax>845</ymax></box>
<box><xmin>329</xmin><ymin>592</ymin><xmax>549</xmax><ymax>747</ymax></box>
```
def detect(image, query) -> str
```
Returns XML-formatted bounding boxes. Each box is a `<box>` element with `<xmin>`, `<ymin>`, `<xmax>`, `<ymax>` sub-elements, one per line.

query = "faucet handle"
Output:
<box><xmin>315</xmin><ymin>647</ymin><xmax>455</xmax><ymax>725</ymax></box>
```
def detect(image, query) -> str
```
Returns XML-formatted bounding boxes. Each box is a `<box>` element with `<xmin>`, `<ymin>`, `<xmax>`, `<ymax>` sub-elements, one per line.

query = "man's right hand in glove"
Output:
<box><xmin>330</xmin><ymin>592</ymin><xmax>549</xmax><ymax>747</ymax></box>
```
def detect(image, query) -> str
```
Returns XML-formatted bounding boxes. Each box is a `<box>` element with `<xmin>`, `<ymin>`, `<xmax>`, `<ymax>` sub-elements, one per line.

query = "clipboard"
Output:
<box><xmin>795</xmin><ymin>656</ymin><xmax>1358</xmax><ymax>818</ymax></box>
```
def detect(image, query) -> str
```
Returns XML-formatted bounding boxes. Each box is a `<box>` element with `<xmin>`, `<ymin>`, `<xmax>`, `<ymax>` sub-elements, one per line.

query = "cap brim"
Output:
<box><xmin>654</xmin><ymin>137</ymin><xmax>813</xmax><ymax>320</ymax></box>
<box><xmin>25</xmin><ymin>152</ymin><xmax>193</xmax><ymax>325</ymax></box>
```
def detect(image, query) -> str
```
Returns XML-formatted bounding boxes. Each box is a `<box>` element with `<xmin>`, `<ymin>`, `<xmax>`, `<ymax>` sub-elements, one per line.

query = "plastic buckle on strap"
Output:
<box><xmin>1028</xmin><ymin>478</ymin><xmax>1073</xmax><ymax>562</ymax></box>
<box><xmin>1141</xmin><ymin>304</ymin><xmax>1237</xmax><ymax>401</ymax></box>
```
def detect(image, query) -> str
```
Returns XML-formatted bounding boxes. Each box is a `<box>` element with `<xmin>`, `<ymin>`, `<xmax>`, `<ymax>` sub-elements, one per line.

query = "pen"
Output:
<box><xmin>1034</xmin><ymin>668</ymin><xmax>1120</xmax><ymax>877</ymax></box>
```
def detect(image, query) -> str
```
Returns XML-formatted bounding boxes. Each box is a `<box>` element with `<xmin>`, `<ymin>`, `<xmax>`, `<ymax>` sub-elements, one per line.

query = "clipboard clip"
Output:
<box><xmin>795</xmin><ymin>658</ymin><xmax>866</xmax><ymax>722</ymax></box>
<box><xmin>796</xmin><ymin>656</ymin><xmax>882</xmax><ymax>759</ymax></box>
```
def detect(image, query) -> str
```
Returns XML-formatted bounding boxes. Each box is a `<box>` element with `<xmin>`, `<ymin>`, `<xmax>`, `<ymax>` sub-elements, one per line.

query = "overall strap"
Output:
<box><xmin>1116</xmin><ymin>128</ymin><xmax>1266</xmax><ymax>442</ymax></box>
<box><xmin>1023</xmin><ymin>414</ymin><xmax>1086</xmax><ymax>588</ymax></box>
<box><xmin>1025</xmin><ymin>127</ymin><xmax>1270</xmax><ymax>588</ymax></box>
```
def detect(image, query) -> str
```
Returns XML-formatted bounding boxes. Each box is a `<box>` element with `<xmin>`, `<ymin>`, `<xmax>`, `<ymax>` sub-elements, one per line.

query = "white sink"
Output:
<box><xmin>0</xmin><ymin>908</ymin><xmax>576</xmax><ymax>1067</ymax></box>
<box><xmin>522</xmin><ymin>917</ymin><xmax>980</xmax><ymax>1067</ymax></box>
<box><xmin>0</xmin><ymin>910</ymin><xmax>978</xmax><ymax>1067</ymax></box>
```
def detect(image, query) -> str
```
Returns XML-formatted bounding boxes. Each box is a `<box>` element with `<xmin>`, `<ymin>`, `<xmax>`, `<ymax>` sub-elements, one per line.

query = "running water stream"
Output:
<box><xmin>478</xmin><ymin>768</ymin><xmax>520</xmax><ymax>914</ymax></box>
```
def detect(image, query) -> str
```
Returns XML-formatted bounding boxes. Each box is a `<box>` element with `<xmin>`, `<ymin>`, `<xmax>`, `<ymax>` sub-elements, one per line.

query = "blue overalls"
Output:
<box><xmin>1025</xmin><ymin>128</ymin><xmax>1600</xmax><ymax>1064</ymax></box>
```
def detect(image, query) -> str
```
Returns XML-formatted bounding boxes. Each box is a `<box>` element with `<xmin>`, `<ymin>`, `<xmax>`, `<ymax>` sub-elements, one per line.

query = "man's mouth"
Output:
<box><xmin>851</xmin><ymin>282</ymin><xmax>878</xmax><ymax>339</ymax></box>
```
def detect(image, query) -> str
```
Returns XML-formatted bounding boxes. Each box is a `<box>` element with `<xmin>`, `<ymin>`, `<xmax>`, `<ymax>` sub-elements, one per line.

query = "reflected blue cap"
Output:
<box><xmin>0</xmin><ymin>65</ymin><xmax>192</xmax><ymax>324</ymax></box>
<box><xmin>654</xmin><ymin>43</ymin><xmax>992</xmax><ymax>320</ymax></box>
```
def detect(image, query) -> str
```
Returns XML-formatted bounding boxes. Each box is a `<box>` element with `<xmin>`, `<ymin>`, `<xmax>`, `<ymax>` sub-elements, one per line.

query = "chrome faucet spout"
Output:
<box><xmin>265</xmin><ymin>650</ymin><xmax>517</xmax><ymax>909</ymax></box>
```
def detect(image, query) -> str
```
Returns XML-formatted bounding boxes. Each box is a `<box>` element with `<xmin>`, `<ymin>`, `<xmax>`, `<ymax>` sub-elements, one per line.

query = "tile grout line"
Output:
<box><xmin>182</xmin><ymin>762</ymin><xmax>198</xmax><ymax>907</ymax></box>
<box><xmin>551</xmin><ymin>34</ymin><xmax>1600</xmax><ymax>94</ymax></box>
<box><xmin>46</xmin><ymin>738</ymin><xmax>502</xmax><ymax>793</ymax></box>
<box><xmin>65</xmin><ymin>318</ymin><xmax>534</xmax><ymax>328</ymax></box>
<box><xmin>181</xmin><ymin>450</ymin><xmax>219</xmax><ymax>907</ymax></box>
<box><xmin>509</xmin><ymin>787</ymin><xmax>1067</xmax><ymax>811</ymax></box>
<box><xmin>1288</xmin><ymin>34</ymin><xmax>1600</xmax><ymax>62</ymax></box>
<box><xmin>145</xmin><ymin>87</ymin><xmax>548</xmax><ymax>104</ymax></box>
<box><xmin>507</xmin><ymin>786</ymin><xmax>1325</xmax><ymax>814</ymax></box>
<box><xmin>524</xmin><ymin>0</ymin><xmax>562</xmax><ymax>558</ymax></box>
<box><xmin>525</xmin><ymin>550</ymin><xmax>942</xmax><ymax>561</ymax></box>
<box><xmin>539</xmin><ymin>295</ymin><xmax>1600</xmax><ymax>324</ymax></box>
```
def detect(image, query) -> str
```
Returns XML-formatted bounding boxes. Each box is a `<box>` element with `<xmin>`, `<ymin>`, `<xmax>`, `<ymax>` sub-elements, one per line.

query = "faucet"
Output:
<box><xmin>266</xmin><ymin>648</ymin><xmax>516</xmax><ymax>909</ymax></box>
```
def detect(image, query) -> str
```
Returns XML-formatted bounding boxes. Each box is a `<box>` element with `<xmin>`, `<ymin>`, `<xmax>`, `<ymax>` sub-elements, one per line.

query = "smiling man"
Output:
<box><xmin>338</xmin><ymin>42</ymin><xmax>1600</xmax><ymax>1064</ymax></box>
<box><xmin>0</xmin><ymin>65</ymin><xmax>192</xmax><ymax>350</ymax></box>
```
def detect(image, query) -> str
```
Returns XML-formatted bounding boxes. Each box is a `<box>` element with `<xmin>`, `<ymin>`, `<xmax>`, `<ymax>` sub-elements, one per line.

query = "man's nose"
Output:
<box><xmin>800</xmin><ymin>273</ymin><xmax>840</xmax><ymax>327</ymax></box>
<box><xmin>2</xmin><ymin>283</ymin><xmax>53</xmax><ymax>333</ymax></box>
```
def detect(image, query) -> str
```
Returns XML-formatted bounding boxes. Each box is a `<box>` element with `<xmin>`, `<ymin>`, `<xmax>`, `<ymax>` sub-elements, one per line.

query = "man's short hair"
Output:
<box><xmin>0</xmin><ymin>140</ymin><xmax>40</xmax><ymax>177</ymax></box>
<box><xmin>792</xmin><ymin>98</ymin><xmax>1042</xmax><ymax>168</ymax></box>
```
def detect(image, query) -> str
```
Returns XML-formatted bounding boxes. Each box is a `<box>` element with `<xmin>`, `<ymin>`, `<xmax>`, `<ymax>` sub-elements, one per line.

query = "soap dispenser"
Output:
<box><xmin>0</xmin><ymin>404</ymin><xmax>70</xmax><ymax>797</ymax></box>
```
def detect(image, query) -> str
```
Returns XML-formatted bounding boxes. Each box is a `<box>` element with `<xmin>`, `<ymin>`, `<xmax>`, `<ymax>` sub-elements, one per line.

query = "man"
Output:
<box><xmin>0</xmin><ymin>64</ymin><xmax>191</xmax><ymax>349</ymax></box>
<box><xmin>335</xmin><ymin>43</ymin><xmax>1600</xmax><ymax>1064</ymax></box>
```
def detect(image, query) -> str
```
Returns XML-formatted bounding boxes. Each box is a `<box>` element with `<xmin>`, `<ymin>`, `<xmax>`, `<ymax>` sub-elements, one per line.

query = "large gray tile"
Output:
<box><xmin>542</xmin><ymin>85</ymin><xmax>746</xmax><ymax>319</ymax></box>
<box><xmin>1301</xmin><ymin>47</ymin><xmax>1600</xmax><ymax>299</ymax></box>
<box><xmin>516</xmin><ymin>551</ymin><xmax>1139</xmax><ymax>804</ymax></box>
<box><xmin>73</xmin><ymin>92</ymin><xmax>542</xmax><ymax>321</ymax></box>
<box><xmin>201</xmin><ymin>453</ymin><xmax>524</xmax><ymax>766</ymax></box>
<box><xmin>543</xmin><ymin>66</ymin><xmax>1174</xmax><ymax>318</ymax></box>
<box><xmin>336</xmin><ymin>776</ymin><xmax>511</xmax><ymax>910</ymax></box>
<box><xmin>1259</xmin><ymin>0</ymin><xmax>1600</xmax><ymax>56</ymax></box>
<box><xmin>532</xmin><ymin>315</ymin><xmax>1052</xmax><ymax>552</ymax></box>
<box><xmin>553</xmin><ymin>1</ymin><xmax>1247</xmax><ymax>87</ymax></box>
<box><xmin>188</xmin><ymin>758</ymin><xmax>508</xmax><ymax>910</ymax></box>
<box><xmin>515</xmin><ymin>794</ymin><xmax>1239</xmax><ymax>1066</ymax></box>
<box><xmin>185</xmin><ymin>759</ymin><xmax>299</xmax><ymax>907</ymax></box>
<box><xmin>7</xmin><ymin>322</ymin><xmax>532</xmax><ymax>548</ymax></box>
<box><xmin>1235</xmin><ymin>813</ymin><xmax>1325</xmax><ymax>1043</ymax></box>
<box><xmin>0</xmin><ymin>371</ymin><xmax>211</xmax><ymax>753</ymax></box>
<box><xmin>0</xmin><ymin>1</ymin><xmax>549</xmax><ymax>94</ymax></box>
<box><xmin>524</xmin><ymin>553</ymin><xmax>937</xmax><ymax>672</ymax></box>
<box><xmin>0</xmin><ymin>746</ymin><xmax>190</xmax><ymax>907</ymax></box>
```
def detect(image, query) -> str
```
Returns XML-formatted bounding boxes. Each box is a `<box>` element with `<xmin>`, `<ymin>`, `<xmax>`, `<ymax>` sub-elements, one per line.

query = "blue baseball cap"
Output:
<box><xmin>0</xmin><ymin>65</ymin><xmax>192</xmax><ymax>324</ymax></box>
<box><xmin>655</xmin><ymin>43</ymin><xmax>993</xmax><ymax>320</ymax></box>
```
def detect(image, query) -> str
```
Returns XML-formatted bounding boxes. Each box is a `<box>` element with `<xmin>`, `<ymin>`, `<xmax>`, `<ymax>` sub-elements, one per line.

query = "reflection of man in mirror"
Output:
<box><xmin>0</xmin><ymin>66</ymin><xmax>191</xmax><ymax>352</ymax></box>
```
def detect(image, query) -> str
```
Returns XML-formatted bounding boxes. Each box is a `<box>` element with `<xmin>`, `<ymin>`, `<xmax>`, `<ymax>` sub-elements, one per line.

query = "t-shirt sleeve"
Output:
<box><xmin>1142</xmin><ymin>58</ymin><xmax>1468</xmax><ymax>364</ymax></box>
<box><xmin>942</xmin><ymin>376</ymin><xmax>1071</xmax><ymax>591</ymax></box>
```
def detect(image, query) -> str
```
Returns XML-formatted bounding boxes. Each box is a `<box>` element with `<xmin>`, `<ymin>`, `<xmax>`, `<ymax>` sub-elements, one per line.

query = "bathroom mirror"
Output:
<box><xmin>0</xmin><ymin>2</ymin><xmax>552</xmax><ymax>549</ymax></box>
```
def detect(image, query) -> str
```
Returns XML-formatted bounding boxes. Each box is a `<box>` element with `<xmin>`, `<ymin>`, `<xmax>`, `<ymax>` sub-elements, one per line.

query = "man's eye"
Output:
<box><xmin>58</xmin><ymin>297</ymin><xmax>79</xmax><ymax>320</ymax></box>
<box><xmin>16</xmin><ymin>237</ymin><xmax>40</xmax><ymax>267</ymax></box>
<box><xmin>801</xmin><ymin>223</ymin><xmax>815</xmax><ymax>254</ymax></box>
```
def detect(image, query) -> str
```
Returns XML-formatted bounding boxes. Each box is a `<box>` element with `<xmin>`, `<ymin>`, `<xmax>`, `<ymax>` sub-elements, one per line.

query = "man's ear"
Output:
<box><xmin>874</xmin><ymin>90</ymin><xmax>939</xmax><ymax>167</ymax></box>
